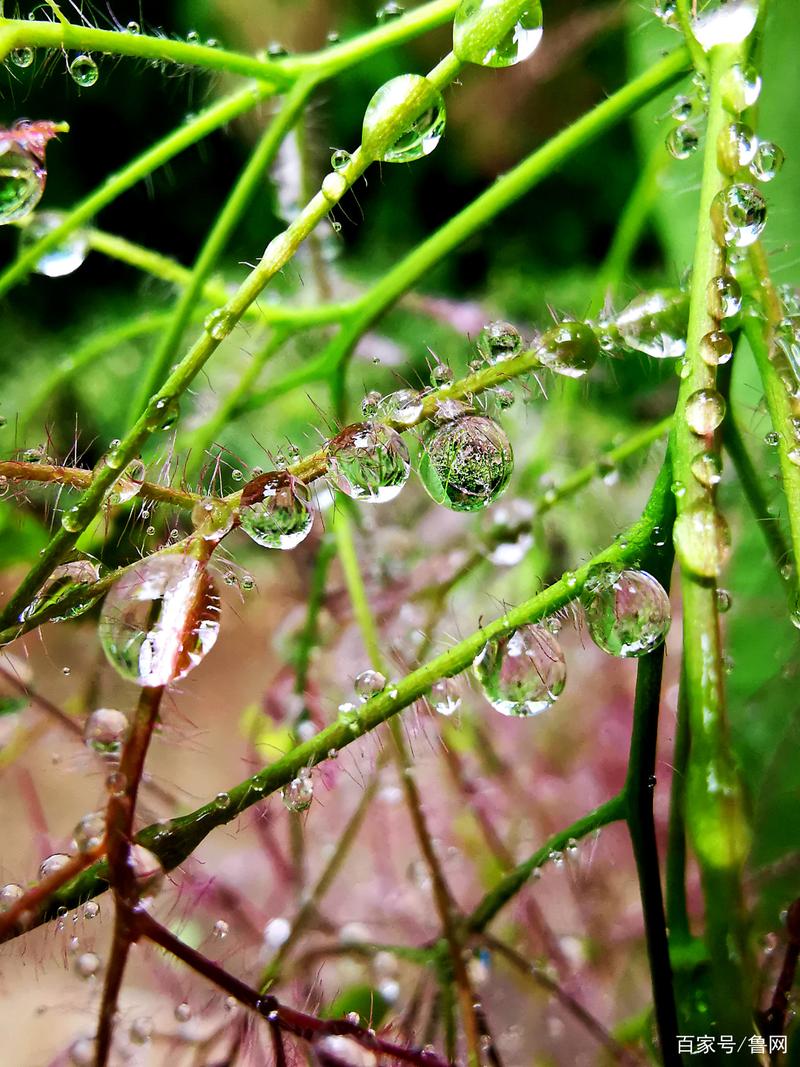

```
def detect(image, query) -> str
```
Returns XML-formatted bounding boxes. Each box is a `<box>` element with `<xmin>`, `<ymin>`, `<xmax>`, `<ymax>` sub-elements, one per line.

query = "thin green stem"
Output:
<box><xmin>11</xmin><ymin>462</ymin><xmax>673</xmax><ymax>934</ymax></box>
<box><xmin>665</xmin><ymin>668</ymin><xmax>691</xmax><ymax>944</ymax></box>
<box><xmin>128</xmin><ymin>78</ymin><xmax>317</xmax><ymax>423</ymax></box>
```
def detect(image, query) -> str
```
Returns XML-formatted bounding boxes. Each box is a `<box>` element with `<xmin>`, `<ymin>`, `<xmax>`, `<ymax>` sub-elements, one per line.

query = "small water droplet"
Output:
<box><xmin>453</xmin><ymin>0</ymin><xmax>543</xmax><ymax>67</ymax></box>
<box><xmin>716</xmin><ymin>587</ymin><xmax>732</xmax><ymax>612</ymax></box>
<box><xmin>281</xmin><ymin>768</ymin><xmax>313</xmax><ymax>812</ymax></box>
<box><xmin>0</xmin><ymin>883</ymin><xmax>24</xmax><ymax>912</ymax></box>
<box><xmin>10</xmin><ymin>47</ymin><xmax>34</xmax><ymax>68</ymax></box>
<box><xmin>362</xmin><ymin>74</ymin><xmax>446</xmax><ymax>163</ymax></box>
<box><xmin>720</xmin><ymin>62</ymin><xmax>761</xmax><ymax>113</ymax></box>
<box><xmin>354</xmin><ymin>669</ymin><xmax>387</xmax><ymax>701</ymax></box>
<box><xmin>264</xmin><ymin>916</ymin><xmax>291</xmax><ymax>947</ymax></box>
<box><xmin>707</xmin><ymin>275</ymin><xmax>742</xmax><ymax>319</ymax></box>
<box><xmin>616</xmin><ymin>290</ymin><xmax>688</xmax><ymax>359</ymax></box>
<box><xmin>430</xmin><ymin>362</ymin><xmax>453</xmax><ymax>386</ymax></box>
<box><xmin>331</xmin><ymin>148</ymin><xmax>351</xmax><ymax>171</ymax></box>
<box><xmin>74</xmin><ymin>951</ymin><xmax>100</xmax><ymax>979</ymax></box>
<box><xmin>692</xmin><ymin>0</ymin><xmax>758</xmax><ymax>52</ymax></box>
<box><xmin>716</xmin><ymin>121</ymin><xmax>756</xmax><ymax>175</ymax></box>
<box><xmin>130</xmin><ymin>1016</ymin><xmax>152</xmax><ymax>1045</ymax></box>
<box><xmin>668</xmin><ymin>93</ymin><xmax>693</xmax><ymax>122</ymax></box>
<box><xmin>750</xmin><ymin>141</ymin><xmax>784</xmax><ymax>183</ymax></box>
<box><xmin>174</xmin><ymin>1002</ymin><xmax>192</xmax><ymax>1023</ymax></box>
<box><xmin>700</xmin><ymin>330</ymin><xmax>733</xmax><ymax>367</ymax></box>
<box><xmin>239</xmin><ymin>471</ymin><xmax>313</xmax><ymax>549</ymax></box>
<box><xmin>212</xmin><ymin>918</ymin><xmax>229</xmax><ymax>939</ymax></box>
<box><xmin>376</xmin><ymin>388</ymin><xmax>424</xmax><ymax>426</ymax></box>
<box><xmin>536</xmin><ymin>321</ymin><xmax>599</xmax><ymax>378</ymax></box>
<box><xmin>691</xmin><ymin>450</ymin><xmax>723</xmax><ymax>488</ymax></box>
<box><xmin>73</xmin><ymin>810</ymin><xmax>105</xmax><ymax>853</ymax></box>
<box><xmin>666</xmin><ymin>123</ymin><xmax>699</xmax><ymax>160</ymax></box>
<box><xmin>327</xmin><ymin>422</ymin><xmax>410</xmax><ymax>502</ymax></box>
<box><xmin>18</xmin><ymin>210</ymin><xmax>89</xmax><ymax>276</ymax></box>
<box><xmin>68</xmin><ymin>54</ymin><xmax>99</xmax><ymax>87</ymax></box>
<box><xmin>321</xmin><ymin>170</ymin><xmax>347</xmax><ymax>201</ymax></box>
<box><xmin>477</xmin><ymin>320</ymin><xmax>522</xmax><ymax>364</ymax></box>
<box><xmin>39</xmin><ymin>853</ymin><xmax>71</xmax><ymax>879</ymax></box>
<box><xmin>191</xmin><ymin>496</ymin><xmax>234</xmax><ymax>542</ymax></box>
<box><xmin>126</xmin><ymin>21</ymin><xmax>141</xmax><ymax>34</ymax></box>
<box><xmin>473</xmin><ymin>624</ymin><xmax>566</xmax><ymax>717</ymax></box>
<box><xmin>203</xmin><ymin>307</ymin><xmax>233</xmax><ymax>340</ymax></box>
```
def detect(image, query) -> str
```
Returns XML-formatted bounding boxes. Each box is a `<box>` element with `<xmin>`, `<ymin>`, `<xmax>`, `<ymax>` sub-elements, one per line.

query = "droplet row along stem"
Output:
<box><xmin>669</xmin><ymin>38</ymin><xmax>754</xmax><ymax>1039</ymax></box>
<box><xmin>7</xmin><ymin>462</ymin><xmax>674</xmax><ymax>935</ymax></box>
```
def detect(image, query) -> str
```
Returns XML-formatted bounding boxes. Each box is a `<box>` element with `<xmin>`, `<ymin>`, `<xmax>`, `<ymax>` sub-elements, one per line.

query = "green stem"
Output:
<box><xmin>128</xmin><ymin>78</ymin><xmax>317</xmax><ymax>423</ymax></box>
<box><xmin>670</xmin><ymin>41</ymin><xmax>753</xmax><ymax>1040</ymax></box>
<box><xmin>12</xmin><ymin>463</ymin><xmax>673</xmax><ymax>933</ymax></box>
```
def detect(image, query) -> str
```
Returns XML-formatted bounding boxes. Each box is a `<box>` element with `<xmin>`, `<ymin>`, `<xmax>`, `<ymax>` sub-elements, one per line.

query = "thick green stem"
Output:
<box><xmin>671</xmin><ymin>42</ymin><xmax>753</xmax><ymax>1041</ymax></box>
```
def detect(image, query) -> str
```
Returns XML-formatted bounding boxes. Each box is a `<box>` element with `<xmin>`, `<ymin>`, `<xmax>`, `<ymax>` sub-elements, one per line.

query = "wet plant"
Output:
<box><xmin>0</xmin><ymin>0</ymin><xmax>798</xmax><ymax>1064</ymax></box>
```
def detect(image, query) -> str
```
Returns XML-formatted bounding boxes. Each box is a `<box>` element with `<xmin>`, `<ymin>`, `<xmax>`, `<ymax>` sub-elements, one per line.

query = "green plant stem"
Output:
<box><xmin>665</xmin><ymin>668</ymin><xmax>691</xmax><ymax>944</ymax></box>
<box><xmin>588</xmin><ymin>139</ymin><xmax>669</xmax><ymax>318</ymax></box>
<box><xmin>0</xmin><ymin>83</ymin><xmax>275</xmax><ymax>299</ymax></box>
<box><xmin>10</xmin><ymin>462</ymin><xmax>673</xmax><ymax>937</ymax></box>
<box><xmin>128</xmin><ymin>78</ymin><xmax>317</xmax><ymax>423</ymax></box>
<box><xmin>237</xmin><ymin>47</ymin><xmax>690</xmax><ymax>409</ymax></box>
<box><xmin>623</xmin><ymin>544</ymin><xmax>680</xmax><ymax>1066</ymax></box>
<box><xmin>670</xmin><ymin>41</ymin><xmax>753</xmax><ymax>1042</ymax></box>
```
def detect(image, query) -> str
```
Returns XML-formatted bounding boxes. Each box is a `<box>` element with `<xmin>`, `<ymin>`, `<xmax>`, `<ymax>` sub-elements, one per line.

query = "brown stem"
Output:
<box><xmin>760</xmin><ymin>898</ymin><xmax>800</xmax><ymax>1054</ymax></box>
<box><xmin>0</xmin><ymin>459</ymin><xmax>200</xmax><ymax>509</ymax></box>
<box><xmin>0</xmin><ymin>845</ymin><xmax>104</xmax><ymax>941</ymax></box>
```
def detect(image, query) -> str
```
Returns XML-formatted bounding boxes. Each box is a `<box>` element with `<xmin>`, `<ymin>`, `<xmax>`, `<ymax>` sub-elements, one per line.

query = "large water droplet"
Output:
<box><xmin>536</xmin><ymin>321</ymin><xmax>599</xmax><ymax>378</ymax></box>
<box><xmin>40</xmin><ymin>853</ymin><xmax>71</xmax><ymax>879</ymax></box>
<box><xmin>584</xmin><ymin>569</ymin><xmax>671</xmax><ymax>657</ymax></box>
<box><xmin>473</xmin><ymin>623</ymin><xmax>566</xmax><ymax>717</ymax></box>
<box><xmin>711</xmin><ymin>183</ymin><xmax>767</xmax><ymax>247</ymax></box>
<box><xmin>673</xmin><ymin>503</ymin><xmax>732</xmax><ymax>578</ymax></box>
<box><xmin>84</xmin><ymin>707</ymin><xmax>129</xmax><ymax>756</ymax></box>
<box><xmin>0</xmin><ymin>883</ymin><xmax>24</xmax><ymax>912</ymax></box>
<box><xmin>750</xmin><ymin>141</ymin><xmax>785</xmax><ymax>183</ymax></box>
<box><xmin>0</xmin><ymin>143</ymin><xmax>44</xmax><ymax>225</ymax></box>
<box><xmin>10</xmin><ymin>47</ymin><xmax>34</xmax><ymax>68</ymax></box>
<box><xmin>419</xmin><ymin>414</ymin><xmax>513</xmax><ymax>512</ymax></box>
<box><xmin>362</xmin><ymin>74</ymin><xmax>446</xmax><ymax>163</ymax></box>
<box><xmin>692</xmin><ymin>0</ymin><xmax>758</xmax><ymax>51</ymax></box>
<box><xmin>18</xmin><ymin>211</ymin><xmax>89</xmax><ymax>277</ymax></box>
<box><xmin>685</xmin><ymin>388</ymin><xmax>726</xmax><ymax>435</ymax></box>
<box><xmin>476</xmin><ymin>320</ymin><xmax>522</xmax><ymax>364</ymax></box>
<box><xmin>707</xmin><ymin>274</ymin><xmax>742</xmax><ymax>318</ymax></box>
<box><xmin>453</xmin><ymin>0</ymin><xmax>543</xmax><ymax>67</ymax></box>
<box><xmin>376</xmin><ymin>389</ymin><xmax>424</xmax><ymax>426</ymax></box>
<box><xmin>616</xmin><ymin>290</ymin><xmax>688</xmax><ymax>359</ymax></box>
<box><xmin>73</xmin><ymin>810</ymin><xmax>106</xmax><ymax>853</ymax></box>
<box><xmin>98</xmin><ymin>554</ymin><xmax>221</xmax><ymax>686</ymax></box>
<box><xmin>282</xmin><ymin>768</ymin><xmax>313</xmax><ymax>812</ymax></box>
<box><xmin>327</xmin><ymin>422</ymin><xmax>410</xmax><ymax>502</ymax></box>
<box><xmin>239</xmin><ymin>471</ymin><xmax>313</xmax><ymax>549</ymax></box>
<box><xmin>69</xmin><ymin>54</ymin><xmax>99</xmax><ymax>87</ymax></box>
<box><xmin>20</xmin><ymin>554</ymin><xmax>102</xmax><ymax>624</ymax></box>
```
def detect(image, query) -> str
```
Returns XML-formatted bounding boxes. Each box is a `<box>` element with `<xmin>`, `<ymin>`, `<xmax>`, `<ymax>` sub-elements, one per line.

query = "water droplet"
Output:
<box><xmin>669</xmin><ymin>94</ymin><xmax>693</xmax><ymax>122</ymax></box>
<box><xmin>203</xmin><ymin>307</ymin><xmax>233</xmax><ymax>340</ymax></box>
<box><xmin>238</xmin><ymin>471</ymin><xmax>313</xmax><ymax>549</ymax></box>
<box><xmin>146</xmin><ymin>395</ymin><xmax>180</xmax><ymax>430</ymax></box>
<box><xmin>73</xmin><ymin>810</ymin><xmax>105</xmax><ymax>853</ymax></box>
<box><xmin>419</xmin><ymin>414</ymin><xmax>513</xmax><ymax>512</ymax></box>
<box><xmin>327</xmin><ymin>422</ymin><xmax>410</xmax><ymax>502</ymax></box>
<box><xmin>536</xmin><ymin>321</ymin><xmax>599</xmax><ymax>378</ymax></box>
<box><xmin>453</xmin><ymin>0</ymin><xmax>543</xmax><ymax>67</ymax></box>
<box><xmin>720</xmin><ymin>62</ymin><xmax>761</xmax><ymax>113</ymax></box>
<box><xmin>750</xmin><ymin>141</ymin><xmax>785</xmax><ymax>183</ymax></box>
<box><xmin>107</xmin><ymin>459</ymin><xmax>146</xmax><ymax>506</ymax></box>
<box><xmin>106</xmin><ymin>770</ymin><xmax>127</xmax><ymax>797</ymax></box>
<box><xmin>673</xmin><ymin>504</ymin><xmax>732</xmax><ymax>578</ymax></box>
<box><xmin>685</xmin><ymin>388</ymin><xmax>726</xmax><ymax>435</ymax></box>
<box><xmin>74</xmin><ymin>951</ymin><xmax>100</xmax><ymax>979</ymax></box>
<box><xmin>473</xmin><ymin>624</ymin><xmax>566</xmax><ymax>717</ymax></box>
<box><xmin>69</xmin><ymin>1038</ymin><xmax>95</xmax><ymax>1066</ymax></box>
<box><xmin>716</xmin><ymin>121</ymin><xmax>756</xmax><ymax>176</ymax></box>
<box><xmin>477</xmin><ymin>320</ymin><xmax>522</xmax><ymax>364</ymax></box>
<box><xmin>128</xmin><ymin>844</ymin><xmax>164</xmax><ymax>898</ymax></box>
<box><xmin>691</xmin><ymin>450</ymin><xmax>723</xmax><ymax>487</ymax></box>
<box><xmin>190</xmin><ymin>496</ymin><xmax>234</xmax><ymax>542</ymax></box>
<box><xmin>10</xmin><ymin>47</ymin><xmax>34</xmax><ymax>68</ymax></box>
<box><xmin>39</xmin><ymin>853</ymin><xmax>71</xmax><ymax>879</ymax></box>
<box><xmin>362</xmin><ymin>74</ymin><xmax>446</xmax><ymax>163</ymax></box>
<box><xmin>265</xmin><ymin>916</ymin><xmax>291</xmax><ymax>947</ymax></box>
<box><xmin>653</xmin><ymin>0</ymin><xmax>678</xmax><ymax>25</ymax></box>
<box><xmin>430</xmin><ymin>677</ymin><xmax>461</xmax><ymax>716</ymax></box>
<box><xmin>707</xmin><ymin>274</ymin><xmax>742</xmax><ymax>318</ymax></box>
<box><xmin>377</xmin><ymin>1</ymin><xmax>405</xmax><ymax>23</ymax></box>
<box><xmin>212</xmin><ymin>919</ymin><xmax>229</xmax><ymax>939</ymax></box>
<box><xmin>0</xmin><ymin>883</ymin><xmax>24</xmax><ymax>912</ymax></box>
<box><xmin>711</xmin><ymin>183</ymin><xmax>767</xmax><ymax>248</ymax></box>
<box><xmin>354</xmin><ymin>669</ymin><xmax>387</xmax><ymax>701</ymax></box>
<box><xmin>174</xmin><ymin>1002</ymin><xmax>192</xmax><ymax>1023</ymax></box>
<box><xmin>281</xmin><ymin>768</ymin><xmax>313</xmax><ymax>812</ymax></box>
<box><xmin>331</xmin><ymin>149</ymin><xmax>351</xmax><ymax>171</ymax></box>
<box><xmin>616</xmin><ymin>290</ymin><xmax>688</xmax><ymax>359</ymax></box>
<box><xmin>0</xmin><ymin>141</ymin><xmax>45</xmax><ymax>225</ymax></box>
<box><xmin>321</xmin><ymin>170</ymin><xmax>347</xmax><ymax>201</ymax></box>
<box><xmin>126</xmin><ymin>21</ymin><xmax>141</xmax><ymax>34</ymax></box>
<box><xmin>376</xmin><ymin>388</ymin><xmax>423</xmax><ymax>426</ymax></box>
<box><xmin>716</xmin><ymin>587</ymin><xmax>732</xmax><ymax>612</ymax></box>
<box><xmin>130</xmin><ymin>1017</ymin><xmax>152</xmax><ymax>1045</ymax></box>
<box><xmin>18</xmin><ymin>211</ymin><xmax>88</xmax><ymax>277</ymax></box>
<box><xmin>700</xmin><ymin>329</ymin><xmax>733</xmax><ymax>366</ymax></box>
<box><xmin>692</xmin><ymin>0</ymin><xmax>758</xmax><ymax>52</ymax></box>
<box><xmin>98</xmin><ymin>554</ymin><xmax>221</xmax><ymax>686</ymax></box>
<box><xmin>666</xmin><ymin>123</ymin><xmax>699</xmax><ymax>160</ymax></box>
<box><xmin>214</xmin><ymin>791</ymin><xmax>231</xmax><ymax>810</ymax></box>
<box><xmin>431</xmin><ymin>362</ymin><xmax>453</xmax><ymax>386</ymax></box>
<box><xmin>68</xmin><ymin>54</ymin><xmax>99</xmax><ymax>87</ymax></box>
<box><xmin>584</xmin><ymin>569</ymin><xmax>671</xmax><ymax>657</ymax></box>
